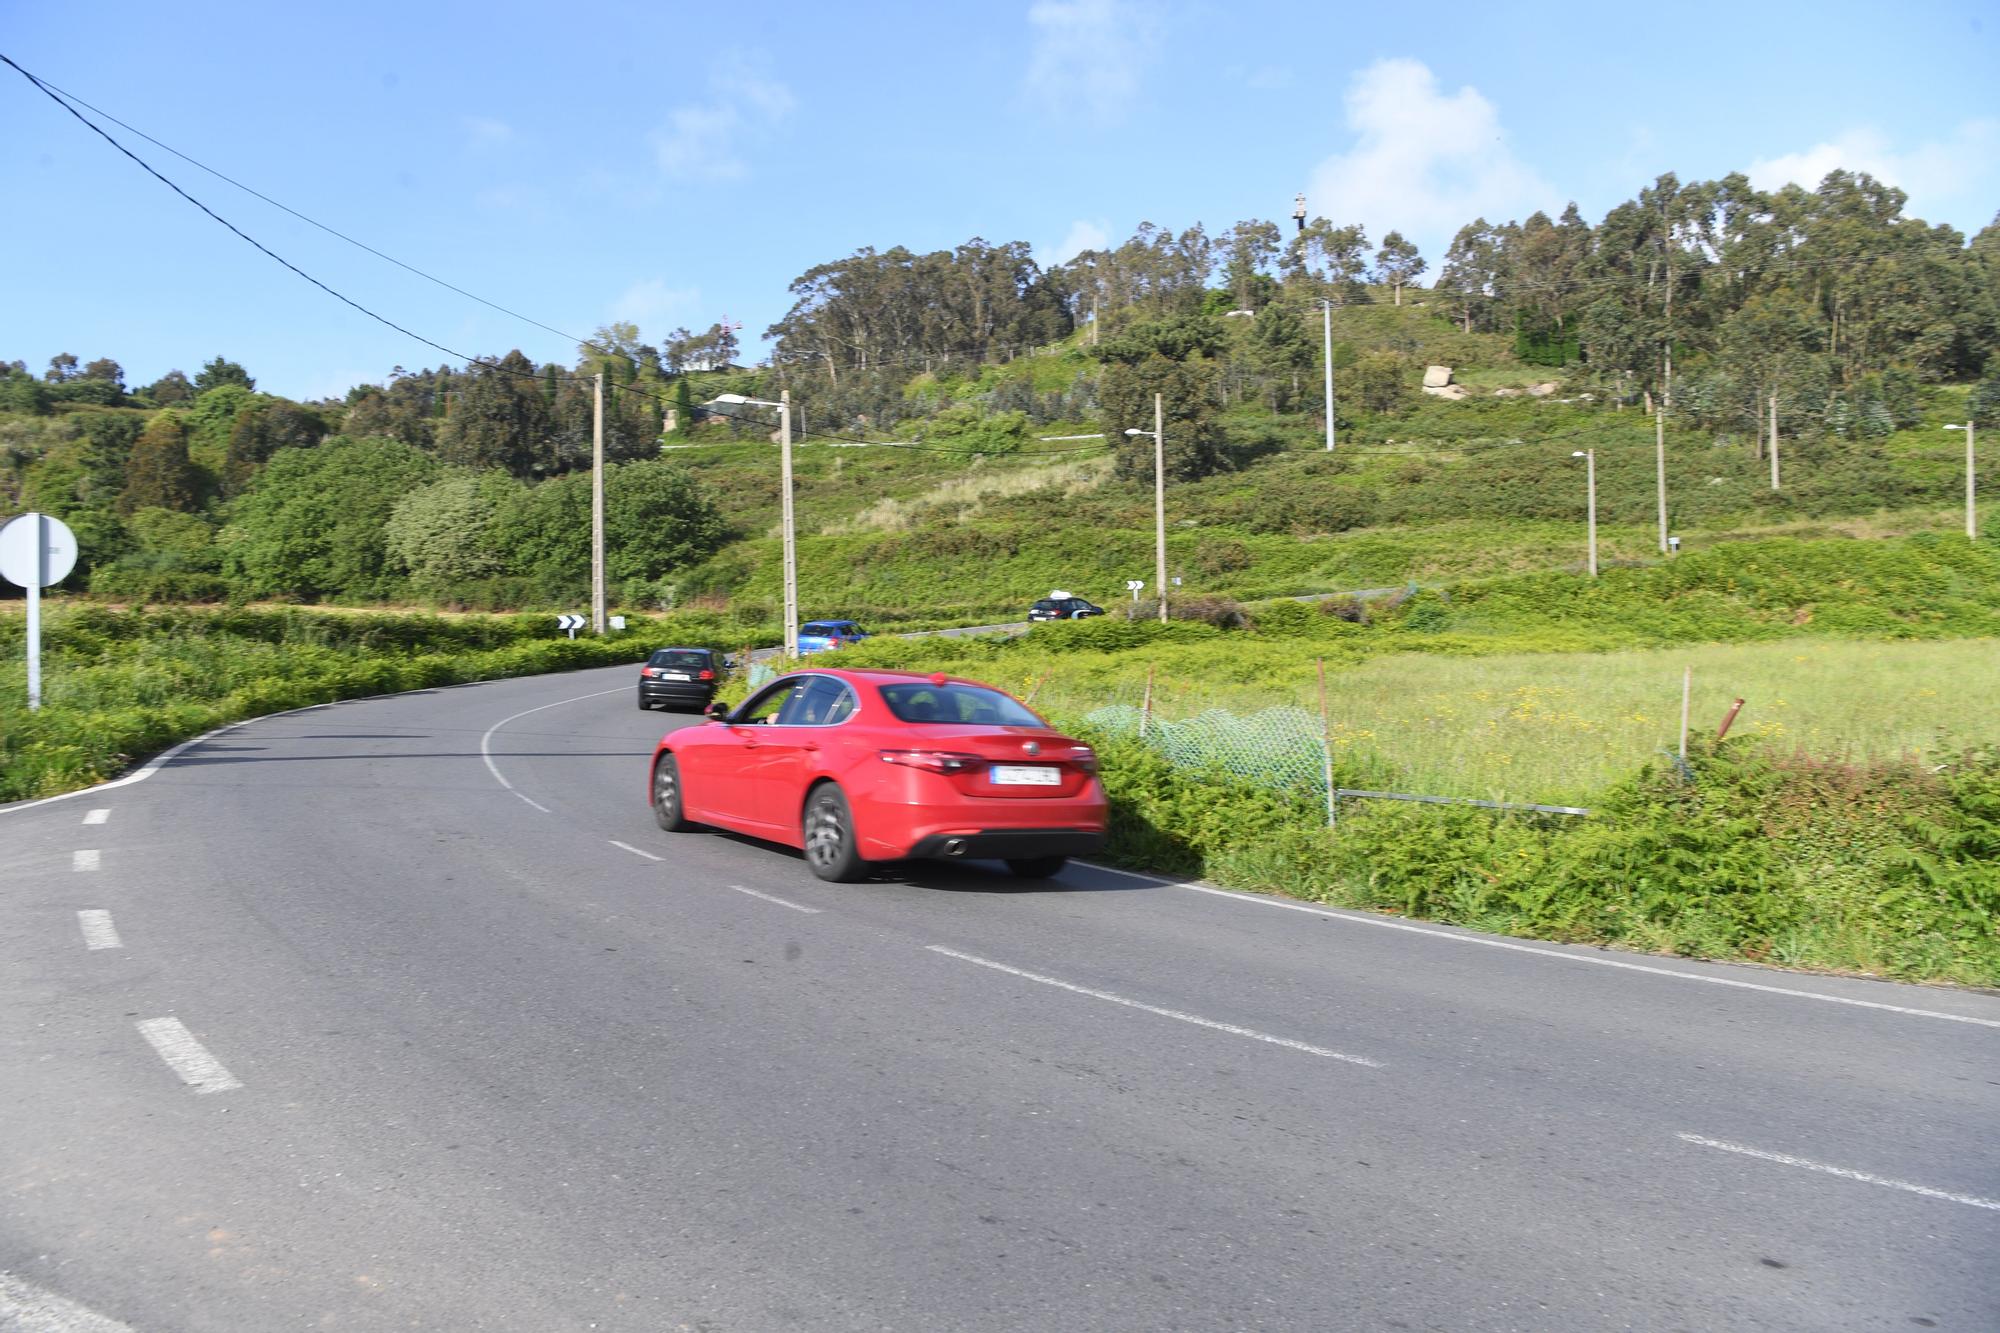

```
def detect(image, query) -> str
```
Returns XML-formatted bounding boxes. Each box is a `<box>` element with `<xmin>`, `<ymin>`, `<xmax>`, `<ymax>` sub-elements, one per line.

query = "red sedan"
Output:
<box><xmin>647</xmin><ymin>668</ymin><xmax>1107</xmax><ymax>882</ymax></box>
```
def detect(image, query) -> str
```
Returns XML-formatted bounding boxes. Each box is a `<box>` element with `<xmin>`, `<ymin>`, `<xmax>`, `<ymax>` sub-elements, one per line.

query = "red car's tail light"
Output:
<box><xmin>880</xmin><ymin>750</ymin><xmax>984</xmax><ymax>775</ymax></box>
<box><xmin>1070</xmin><ymin>746</ymin><xmax>1097</xmax><ymax>773</ymax></box>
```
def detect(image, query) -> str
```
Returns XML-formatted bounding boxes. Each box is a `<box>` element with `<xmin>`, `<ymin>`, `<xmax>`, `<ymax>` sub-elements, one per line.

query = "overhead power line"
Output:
<box><xmin>1</xmin><ymin>51</ymin><xmax>547</xmax><ymax>382</ymax></box>
<box><xmin>19</xmin><ymin>64</ymin><xmax>608</xmax><ymax>359</ymax></box>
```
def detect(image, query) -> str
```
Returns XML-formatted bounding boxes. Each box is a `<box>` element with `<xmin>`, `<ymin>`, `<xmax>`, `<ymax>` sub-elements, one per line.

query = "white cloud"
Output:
<box><xmin>1747</xmin><ymin>120</ymin><xmax>2000</xmax><ymax>213</ymax></box>
<box><xmin>1024</xmin><ymin>0</ymin><xmax>1161</xmax><ymax>125</ymax></box>
<box><xmin>650</xmin><ymin>56</ymin><xmax>794</xmax><ymax>181</ymax></box>
<box><xmin>1043</xmin><ymin>217</ymin><xmax>1112</xmax><ymax>265</ymax></box>
<box><xmin>1306</xmin><ymin>58</ymin><xmax>1552</xmax><ymax>259</ymax></box>
<box><xmin>462</xmin><ymin>116</ymin><xmax>514</xmax><ymax>149</ymax></box>
<box><xmin>611</xmin><ymin>279</ymin><xmax>701</xmax><ymax>330</ymax></box>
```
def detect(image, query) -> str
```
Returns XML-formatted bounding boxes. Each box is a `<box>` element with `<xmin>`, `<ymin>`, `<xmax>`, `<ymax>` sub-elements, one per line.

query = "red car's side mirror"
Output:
<box><xmin>704</xmin><ymin>700</ymin><xmax>730</xmax><ymax>722</ymax></box>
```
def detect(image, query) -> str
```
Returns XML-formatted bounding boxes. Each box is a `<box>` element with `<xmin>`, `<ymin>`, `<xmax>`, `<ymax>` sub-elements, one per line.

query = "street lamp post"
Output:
<box><xmin>1123</xmin><ymin>392</ymin><xmax>1170</xmax><ymax>622</ymax></box>
<box><xmin>1571</xmin><ymin>449</ymin><xmax>1598</xmax><ymax>577</ymax></box>
<box><xmin>714</xmin><ymin>391</ymin><xmax>799</xmax><ymax>656</ymax></box>
<box><xmin>1945</xmin><ymin>422</ymin><xmax>1977</xmax><ymax>539</ymax></box>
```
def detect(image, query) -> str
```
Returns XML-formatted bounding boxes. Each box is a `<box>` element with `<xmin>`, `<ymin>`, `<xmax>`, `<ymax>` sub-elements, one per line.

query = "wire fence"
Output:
<box><xmin>1082</xmin><ymin>697</ymin><xmax>1593</xmax><ymax>826</ymax></box>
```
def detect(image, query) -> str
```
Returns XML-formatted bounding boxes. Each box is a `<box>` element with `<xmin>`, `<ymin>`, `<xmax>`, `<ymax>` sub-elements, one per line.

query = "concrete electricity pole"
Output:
<box><xmin>780</xmin><ymin>388</ymin><xmax>798</xmax><ymax>653</ymax></box>
<box><xmin>1322</xmin><ymin>300</ymin><xmax>1335</xmax><ymax>453</ymax></box>
<box><xmin>591</xmin><ymin>371</ymin><xmax>606</xmax><ymax>634</ymax></box>
<box><xmin>1947</xmin><ymin>421</ymin><xmax>1977</xmax><ymax>538</ymax></box>
<box><xmin>1154</xmin><ymin>392</ymin><xmax>1168</xmax><ymax>622</ymax></box>
<box><xmin>1573</xmin><ymin>449</ymin><xmax>1598</xmax><ymax>577</ymax></box>
<box><xmin>1656</xmin><ymin>410</ymin><xmax>1668</xmax><ymax>554</ymax></box>
<box><xmin>1125</xmin><ymin>398</ymin><xmax>1171</xmax><ymax>623</ymax></box>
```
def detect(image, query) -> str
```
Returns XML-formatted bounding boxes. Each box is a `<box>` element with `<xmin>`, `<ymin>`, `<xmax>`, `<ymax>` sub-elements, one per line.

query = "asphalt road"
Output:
<box><xmin>3</xmin><ymin>662</ymin><xmax>1997</xmax><ymax>1331</ymax></box>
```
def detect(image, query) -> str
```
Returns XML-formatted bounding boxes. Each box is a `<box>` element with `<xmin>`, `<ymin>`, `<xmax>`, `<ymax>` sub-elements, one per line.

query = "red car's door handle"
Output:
<box><xmin>801</xmin><ymin>741</ymin><xmax>819</xmax><ymax>752</ymax></box>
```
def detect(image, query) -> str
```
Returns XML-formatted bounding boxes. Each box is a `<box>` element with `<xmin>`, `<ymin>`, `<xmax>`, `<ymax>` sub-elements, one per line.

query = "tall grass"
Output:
<box><xmin>1029</xmin><ymin>638</ymin><xmax>1998</xmax><ymax>804</ymax></box>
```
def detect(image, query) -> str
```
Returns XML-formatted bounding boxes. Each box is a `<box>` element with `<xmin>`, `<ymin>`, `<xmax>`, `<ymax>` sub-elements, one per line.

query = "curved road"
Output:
<box><xmin>3</xmin><ymin>663</ymin><xmax>1997</xmax><ymax>1331</ymax></box>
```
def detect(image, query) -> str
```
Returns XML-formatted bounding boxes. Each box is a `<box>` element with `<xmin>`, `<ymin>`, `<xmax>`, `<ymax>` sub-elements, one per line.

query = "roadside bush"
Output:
<box><xmin>1082</xmin><ymin>732</ymin><xmax>2000</xmax><ymax>986</ymax></box>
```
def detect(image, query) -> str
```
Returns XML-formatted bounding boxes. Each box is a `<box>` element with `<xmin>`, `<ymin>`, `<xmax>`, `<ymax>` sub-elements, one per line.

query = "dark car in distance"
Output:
<box><xmin>1028</xmin><ymin>591</ymin><xmax>1104</xmax><ymax>622</ymax></box>
<box><xmin>637</xmin><ymin>647</ymin><xmax>724</xmax><ymax>711</ymax></box>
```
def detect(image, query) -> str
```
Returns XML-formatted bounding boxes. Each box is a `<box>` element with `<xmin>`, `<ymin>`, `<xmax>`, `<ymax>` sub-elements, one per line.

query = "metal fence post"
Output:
<box><xmin>1316</xmin><ymin>657</ymin><xmax>1336</xmax><ymax>830</ymax></box>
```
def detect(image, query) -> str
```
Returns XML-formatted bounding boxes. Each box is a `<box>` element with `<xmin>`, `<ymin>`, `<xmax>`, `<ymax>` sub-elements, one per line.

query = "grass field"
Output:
<box><xmin>1026</xmin><ymin>637</ymin><xmax>1996</xmax><ymax>804</ymax></box>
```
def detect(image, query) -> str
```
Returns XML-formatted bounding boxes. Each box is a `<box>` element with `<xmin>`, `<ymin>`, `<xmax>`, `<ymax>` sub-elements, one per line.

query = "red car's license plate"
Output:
<box><xmin>990</xmin><ymin>765</ymin><xmax>1060</xmax><ymax>786</ymax></box>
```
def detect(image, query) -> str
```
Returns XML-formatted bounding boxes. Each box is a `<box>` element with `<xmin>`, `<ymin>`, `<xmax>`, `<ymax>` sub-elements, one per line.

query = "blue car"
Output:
<box><xmin>797</xmin><ymin>619</ymin><xmax>870</xmax><ymax>654</ymax></box>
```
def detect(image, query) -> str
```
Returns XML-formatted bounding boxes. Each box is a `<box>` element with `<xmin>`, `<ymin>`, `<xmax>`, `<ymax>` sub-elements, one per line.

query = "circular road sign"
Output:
<box><xmin>0</xmin><ymin>512</ymin><xmax>80</xmax><ymax>588</ymax></box>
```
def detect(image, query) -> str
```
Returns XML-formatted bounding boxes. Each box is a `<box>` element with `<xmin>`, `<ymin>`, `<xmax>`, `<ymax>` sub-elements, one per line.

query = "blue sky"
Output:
<box><xmin>5</xmin><ymin>1</ymin><xmax>1995</xmax><ymax>401</ymax></box>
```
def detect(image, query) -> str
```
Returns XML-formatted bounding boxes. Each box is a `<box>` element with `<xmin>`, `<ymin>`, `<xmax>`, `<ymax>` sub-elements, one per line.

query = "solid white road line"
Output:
<box><xmin>727</xmin><ymin>884</ymin><xmax>822</xmax><ymax>914</ymax></box>
<box><xmin>479</xmin><ymin>685</ymin><xmax>629</xmax><ymax>801</ymax></box>
<box><xmin>1079</xmin><ymin>863</ymin><xmax>2000</xmax><ymax>1031</ymax></box>
<box><xmin>0</xmin><ymin>1271</ymin><xmax>136</xmax><ymax>1333</ymax></box>
<box><xmin>71</xmin><ymin>849</ymin><xmax>99</xmax><ymax>872</ymax></box>
<box><xmin>610</xmin><ymin>839</ymin><xmax>664</xmax><ymax>862</ymax></box>
<box><xmin>82</xmin><ymin>808</ymin><xmax>109</xmax><ymax>825</ymax></box>
<box><xmin>514</xmin><ymin>792</ymin><xmax>552</xmax><ymax>813</ymax></box>
<box><xmin>76</xmin><ymin>910</ymin><xmax>122</xmax><ymax>950</ymax></box>
<box><xmin>1679</xmin><ymin>1133</ymin><xmax>2000</xmax><ymax>1212</ymax></box>
<box><xmin>928</xmin><ymin>945</ymin><xmax>1381</xmax><ymax>1067</ymax></box>
<box><xmin>0</xmin><ymin>702</ymin><xmax>336</xmax><ymax>816</ymax></box>
<box><xmin>135</xmin><ymin>1017</ymin><xmax>242</xmax><ymax>1094</ymax></box>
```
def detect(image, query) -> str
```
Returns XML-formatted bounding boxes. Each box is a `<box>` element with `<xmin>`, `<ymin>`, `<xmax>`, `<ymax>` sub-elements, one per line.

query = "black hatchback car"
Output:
<box><xmin>637</xmin><ymin>647</ymin><xmax>725</xmax><ymax>711</ymax></box>
<box><xmin>1028</xmin><ymin>593</ymin><xmax>1104</xmax><ymax>621</ymax></box>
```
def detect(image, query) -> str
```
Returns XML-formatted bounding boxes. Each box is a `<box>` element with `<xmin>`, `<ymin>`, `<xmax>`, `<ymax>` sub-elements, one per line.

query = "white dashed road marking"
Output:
<box><xmin>77</xmin><ymin>910</ymin><xmax>122</xmax><ymax>950</ymax></box>
<box><xmin>72</xmin><ymin>849</ymin><xmax>99</xmax><ymax>872</ymax></box>
<box><xmin>82</xmin><ymin>808</ymin><xmax>109</xmax><ymax>825</ymax></box>
<box><xmin>727</xmin><ymin>884</ymin><xmax>821</xmax><ymax>914</ymax></box>
<box><xmin>0</xmin><ymin>1271</ymin><xmax>136</xmax><ymax>1332</ymax></box>
<box><xmin>136</xmin><ymin>1017</ymin><xmax>242</xmax><ymax>1094</ymax></box>
<box><xmin>928</xmin><ymin>945</ymin><xmax>1381</xmax><ymax>1067</ymax></box>
<box><xmin>1679</xmin><ymin>1133</ymin><xmax>2000</xmax><ymax>1211</ymax></box>
<box><xmin>610</xmin><ymin>840</ymin><xmax>664</xmax><ymax>862</ymax></box>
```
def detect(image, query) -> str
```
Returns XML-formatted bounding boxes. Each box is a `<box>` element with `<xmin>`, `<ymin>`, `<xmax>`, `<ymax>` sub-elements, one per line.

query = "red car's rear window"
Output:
<box><xmin>878</xmin><ymin>682</ymin><xmax>1042</xmax><ymax>727</ymax></box>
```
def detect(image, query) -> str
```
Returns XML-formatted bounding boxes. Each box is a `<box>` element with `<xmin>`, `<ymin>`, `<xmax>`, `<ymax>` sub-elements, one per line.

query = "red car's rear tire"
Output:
<box><xmin>802</xmin><ymin>784</ymin><xmax>865</xmax><ymax>883</ymax></box>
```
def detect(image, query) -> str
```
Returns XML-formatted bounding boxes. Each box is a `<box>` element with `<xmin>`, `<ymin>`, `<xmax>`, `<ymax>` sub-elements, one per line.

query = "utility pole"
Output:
<box><xmin>1656</xmin><ymin>409</ymin><xmax>1668</xmax><ymax>554</ymax></box>
<box><xmin>1586</xmin><ymin>448</ymin><xmax>1598</xmax><ymax>577</ymax></box>
<box><xmin>1969</xmin><ymin>419</ymin><xmax>1979</xmax><ymax>540</ymax></box>
<box><xmin>1572</xmin><ymin>449</ymin><xmax>1598</xmax><ymax>577</ymax></box>
<box><xmin>591</xmin><ymin>372</ymin><xmax>606</xmax><ymax>634</ymax></box>
<box><xmin>780</xmin><ymin>389</ymin><xmax>799</xmax><ymax>655</ymax></box>
<box><xmin>1770</xmin><ymin>394</ymin><xmax>1780</xmax><ymax>491</ymax></box>
<box><xmin>1322</xmin><ymin>300</ymin><xmax>1335</xmax><ymax>453</ymax></box>
<box><xmin>1948</xmin><ymin>420</ymin><xmax>1977</xmax><ymax>538</ymax></box>
<box><xmin>1154</xmin><ymin>392</ymin><xmax>1168</xmax><ymax>622</ymax></box>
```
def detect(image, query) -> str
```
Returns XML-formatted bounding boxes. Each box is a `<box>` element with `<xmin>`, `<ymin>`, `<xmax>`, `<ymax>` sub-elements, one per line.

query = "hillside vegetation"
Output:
<box><xmin>7</xmin><ymin>169</ymin><xmax>2000</xmax><ymax>982</ymax></box>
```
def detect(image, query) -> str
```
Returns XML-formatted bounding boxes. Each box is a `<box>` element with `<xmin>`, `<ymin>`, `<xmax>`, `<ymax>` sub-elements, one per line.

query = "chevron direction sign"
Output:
<box><xmin>556</xmin><ymin>613</ymin><xmax>585</xmax><ymax>638</ymax></box>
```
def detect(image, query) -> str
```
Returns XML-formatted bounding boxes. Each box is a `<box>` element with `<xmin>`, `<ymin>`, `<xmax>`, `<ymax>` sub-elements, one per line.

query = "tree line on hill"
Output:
<box><xmin>3</xmin><ymin>167</ymin><xmax>1998</xmax><ymax>609</ymax></box>
<box><xmin>763</xmin><ymin>169</ymin><xmax>1999</xmax><ymax>453</ymax></box>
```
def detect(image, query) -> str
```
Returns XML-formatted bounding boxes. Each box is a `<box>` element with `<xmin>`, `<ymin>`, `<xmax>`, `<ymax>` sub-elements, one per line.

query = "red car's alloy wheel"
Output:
<box><xmin>652</xmin><ymin>755</ymin><xmax>692</xmax><ymax>832</ymax></box>
<box><xmin>802</xmin><ymin>785</ymin><xmax>864</xmax><ymax>882</ymax></box>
